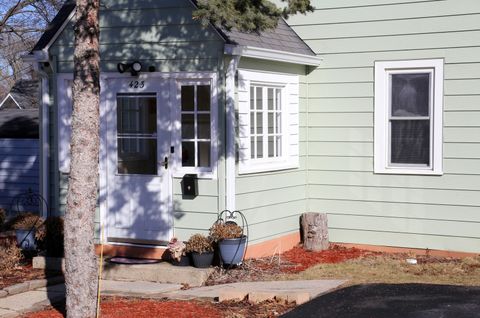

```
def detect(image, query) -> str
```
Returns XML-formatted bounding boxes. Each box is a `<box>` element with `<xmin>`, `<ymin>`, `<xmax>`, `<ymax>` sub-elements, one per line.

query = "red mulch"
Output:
<box><xmin>23</xmin><ymin>297</ymin><xmax>294</xmax><ymax>318</ymax></box>
<box><xmin>0</xmin><ymin>264</ymin><xmax>52</xmax><ymax>289</ymax></box>
<box><xmin>280</xmin><ymin>245</ymin><xmax>373</xmax><ymax>273</ymax></box>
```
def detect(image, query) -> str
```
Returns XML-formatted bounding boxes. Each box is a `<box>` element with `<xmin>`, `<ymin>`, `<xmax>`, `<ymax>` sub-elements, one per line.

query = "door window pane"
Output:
<box><xmin>197</xmin><ymin>85</ymin><xmax>211</xmax><ymax>111</ymax></box>
<box><xmin>197</xmin><ymin>114</ymin><xmax>210</xmax><ymax>139</ymax></box>
<box><xmin>391</xmin><ymin>73</ymin><xmax>430</xmax><ymax>117</ymax></box>
<box><xmin>181</xmin><ymin>114</ymin><xmax>194</xmax><ymax>139</ymax></box>
<box><xmin>117</xmin><ymin>94</ymin><xmax>157</xmax><ymax>175</ymax></box>
<box><xmin>118</xmin><ymin>139</ymin><xmax>157</xmax><ymax>174</ymax></box>
<box><xmin>182</xmin><ymin>142</ymin><xmax>195</xmax><ymax>167</ymax></box>
<box><xmin>181</xmin><ymin>86</ymin><xmax>194</xmax><ymax>111</ymax></box>
<box><xmin>391</xmin><ymin>120</ymin><xmax>430</xmax><ymax>165</ymax></box>
<box><xmin>198</xmin><ymin>142</ymin><xmax>211</xmax><ymax>167</ymax></box>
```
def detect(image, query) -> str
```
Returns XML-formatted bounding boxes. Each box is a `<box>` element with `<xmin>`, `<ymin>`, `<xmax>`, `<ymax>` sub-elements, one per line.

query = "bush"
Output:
<box><xmin>0</xmin><ymin>242</ymin><xmax>22</xmax><ymax>274</ymax></box>
<box><xmin>6</xmin><ymin>212</ymin><xmax>44</xmax><ymax>231</ymax></box>
<box><xmin>185</xmin><ymin>234</ymin><xmax>213</xmax><ymax>254</ymax></box>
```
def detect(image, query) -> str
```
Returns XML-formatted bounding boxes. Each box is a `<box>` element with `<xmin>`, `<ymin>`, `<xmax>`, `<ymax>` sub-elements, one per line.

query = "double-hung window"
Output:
<box><xmin>237</xmin><ymin>70</ymin><xmax>299</xmax><ymax>174</ymax></box>
<box><xmin>374</xmin><ymin>59</ymin><xmax>443</xmax><ymax>175</ymax></box>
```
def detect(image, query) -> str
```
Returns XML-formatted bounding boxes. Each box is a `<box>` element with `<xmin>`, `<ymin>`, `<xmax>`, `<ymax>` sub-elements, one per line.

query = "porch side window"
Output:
<box><xmin>250</xmin><ymin>86</ymin><xmax>283</xmax><ymax>160</ymax></box>
<box><xmin>237</xmin><ymin>70</ymin><xmax>299</xmax><ymax>174</ymax></box>
<box><xmin>180</xmin><ymin>84</ymin><xmax>211</xmax><ymax>168</ymax></box>
<box><xmin>374</xmin><ymin>59</ymin><xmax>444</xmax><ymax>175</ymax></box>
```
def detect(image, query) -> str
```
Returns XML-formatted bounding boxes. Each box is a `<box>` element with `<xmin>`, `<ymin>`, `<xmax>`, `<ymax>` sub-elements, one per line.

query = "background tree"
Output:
<box><xmin>64</xmin><ymin>0</ymin><xmax>313</xmax><ymax>317</ymax></box>
<box><xmin>0</xmin><ymin>0</ymin><xmax>63</xmax><ymax>96</ymax></box>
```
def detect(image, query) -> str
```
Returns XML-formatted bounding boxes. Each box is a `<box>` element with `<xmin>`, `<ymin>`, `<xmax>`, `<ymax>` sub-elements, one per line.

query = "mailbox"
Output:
<box><xmin>182</xmin><ymin>174</ymin><xmax>198</xmax><ymax>196</ymax></box>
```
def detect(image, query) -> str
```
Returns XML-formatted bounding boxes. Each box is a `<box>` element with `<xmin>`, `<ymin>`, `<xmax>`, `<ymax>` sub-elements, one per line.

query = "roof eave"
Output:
<box><xmin>225</xmin><ymin>44</ymin><xmax>322</xmax><ymax>67</ymax></box>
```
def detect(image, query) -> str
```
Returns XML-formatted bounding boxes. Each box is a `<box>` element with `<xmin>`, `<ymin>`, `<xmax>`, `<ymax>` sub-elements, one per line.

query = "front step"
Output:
<box><xmin>102</xmin><ymin>262</ymin><xmax>214</xmax><ymax>287</ymax></box>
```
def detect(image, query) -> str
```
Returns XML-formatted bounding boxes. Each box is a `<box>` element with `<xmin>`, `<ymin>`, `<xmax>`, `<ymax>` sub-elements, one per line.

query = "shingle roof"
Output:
<box><xmin>1</xmin><ymin>80</ymin><xmax>40</xmax><ymax>110</ymax></box>
<box><xmin>221</xmin><ymin>18</ymin><xmax>315</xmax><ymax>56</ymax></box>
<box><xmin>31</xmin><ymin>1</ymin><xmax>315</xmax><ymax>57</ymax></box>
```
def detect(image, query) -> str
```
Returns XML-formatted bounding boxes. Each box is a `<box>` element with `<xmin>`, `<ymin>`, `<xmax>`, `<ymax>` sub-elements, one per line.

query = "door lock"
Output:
<box><xmin>159</xmin><ymin>156</ymin><xmax>168</xmax><ymax>169</ymax></box>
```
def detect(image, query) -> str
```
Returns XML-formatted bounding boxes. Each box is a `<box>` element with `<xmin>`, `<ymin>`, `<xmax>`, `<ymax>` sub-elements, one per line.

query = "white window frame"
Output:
<box><xmin>172</xmin><ymin>76</ymin><xmax>218</xmax><ymax>179</ymax></box>
<box><xmin>374</xmin><ymin>59</ymin><xmax>444</xmax><ymax>175</ymax></box>
<box><xmin>238</xmin><ymin>70</ymin><xmax>299</xmax><ymax>174</ymax></box>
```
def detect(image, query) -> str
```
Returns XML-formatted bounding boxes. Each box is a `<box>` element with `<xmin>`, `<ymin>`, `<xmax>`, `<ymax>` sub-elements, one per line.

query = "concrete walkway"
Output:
<box><xmin>0</xmin><ymin>279</ymin><xmax>345</xmax><ymax>317</ymax></box>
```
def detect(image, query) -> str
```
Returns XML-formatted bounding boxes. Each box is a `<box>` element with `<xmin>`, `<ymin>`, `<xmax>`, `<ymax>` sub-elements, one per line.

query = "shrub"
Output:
<box><xmin>185</xmin><ymin>234</ymin><xmax>213</xmax><ymax>254</ymax></box>
<box><xmin>6</xmin><ymin>212</ymin><xmax>44</xmax><ymax>231</ymax></box>
<box><xmin>0</xmin><ymin>242</ymin><xmax>22</xmax><ymax>274</ymax></box>
<box><xmin>209</xmin><ymin>222</ymin><xmax>243</xmax><ymax>242</ymax></box>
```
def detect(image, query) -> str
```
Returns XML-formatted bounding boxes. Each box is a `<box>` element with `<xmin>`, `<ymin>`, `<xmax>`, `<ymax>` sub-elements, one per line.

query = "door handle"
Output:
<box><xmin>159</xmin><ymin>156</ymin><xmax>168</xmax><ymax>169</ymax></box>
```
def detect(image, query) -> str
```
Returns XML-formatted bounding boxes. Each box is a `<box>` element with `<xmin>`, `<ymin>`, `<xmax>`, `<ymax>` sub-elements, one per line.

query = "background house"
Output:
<box><xmin>25</xmin><ymin>0</ymin><xmax>480</xmax><ymax>256</ymax></box>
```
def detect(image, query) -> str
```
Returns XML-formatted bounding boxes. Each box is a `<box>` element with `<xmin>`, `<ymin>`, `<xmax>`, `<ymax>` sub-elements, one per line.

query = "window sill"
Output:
<box><xmin>172</xmin><ymin>168</ymin><xmax>216</xmax><ymax>179</ymax></box>
<box><xmin>374</xmin><ymin>167</ymin><xmax>443</xmax><ymax>176</ymax></box>
<box><xmin>238</xmin><ymin>160</ymin><xmax>298</xmax><ymax>175</ymax></box>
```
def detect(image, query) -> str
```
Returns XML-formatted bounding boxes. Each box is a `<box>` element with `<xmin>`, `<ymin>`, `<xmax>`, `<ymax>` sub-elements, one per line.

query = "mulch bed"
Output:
<box><xmin>206</xmin><ymin>244</ymin><xmax>372</xmax><ymax>285</ymax></box>
<box><xmin>0</xmin><ymin>263</ymin><xmax>53</xmax><ymax>290</ymax></box>
<box><xmin>22</xmin><ymin>297</ymin><xmax>295</xmax><ymax>318</ymax></box>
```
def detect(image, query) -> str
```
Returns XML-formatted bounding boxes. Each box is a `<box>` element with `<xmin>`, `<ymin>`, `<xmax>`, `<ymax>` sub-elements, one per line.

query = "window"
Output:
<box><xmin>177</xmin><ymin>82</ymin><xmax>215</xmax><ymax>174</ymax></box>
<box><xmin>250</xmin><ymin>86</ymin><xmax>283</xmax><ymax>160</ymax></box>
<box><xmin>238</xmin><ymin>70</ymin><xmax>299</xmax><ymax>174</ymax></box>
<box><xmin>374</xmin><ymin>59</ymin><xmax>443</xmax><ymax>175</ymax></box>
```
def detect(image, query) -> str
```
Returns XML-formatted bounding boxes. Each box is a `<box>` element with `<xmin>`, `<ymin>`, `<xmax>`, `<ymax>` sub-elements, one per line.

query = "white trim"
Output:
<box><xmin>44</xmin><ymin>8</ymin><xmax>76</xmax><ymax>52</ymax></box>
<box><xmin>40</xmin><ymin>73</ymin><xmax>50</xmax><ymax>217</ymax></box>
<box><xmin>226</xmin><ymin>55</ymin><xmax>240</xmax><ymax>211</ymax></box>
<box><xmin>238</xmin><ymin>69</ymin><xmax>300</xmax><ymax>175</ymax></box>
<box><xmin>225</xmin><ymin>44</ymin><xmax>322</xmax><ymax>66</ymax></box>
<box><xmin>171</xmin><ymin>73</ymin><xmax>219</xmax><ymax>179</ymax></box>
<box><xmin>374</xmin><ymin>59</ymin><xmax>444</xmax><ymax>175</ymax></box>
<box><xmin>0</xmin><ymin>94</ymin><xmax>22</xmax><ymax>109</ymax></box>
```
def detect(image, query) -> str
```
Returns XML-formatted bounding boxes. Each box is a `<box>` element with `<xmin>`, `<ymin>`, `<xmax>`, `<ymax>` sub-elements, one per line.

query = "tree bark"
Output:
<box><xmin>64</xmin><ymin>0</ymin><xmax>100</xmax><ymax>317</ymax></box>
<box><xmin>301</xmin><ymin>213</ymin><xmax>329</xmax><ymax>251</ymax></box>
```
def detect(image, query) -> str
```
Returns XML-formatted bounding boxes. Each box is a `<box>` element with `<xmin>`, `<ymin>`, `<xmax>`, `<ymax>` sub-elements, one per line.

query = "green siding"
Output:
<box><xmin>235</xmin><ymin>58</ymin><xmax>308</xmax><ymax>244</ymax></box>
<box><xmin>294</xmin><ymin>0</ymin><xmax>480</xmax><ymax>253</ymax></box>
<box><xmin>49</xmin><ymin>0</ymin><xmax>226</xmax><ymax>242</ymax></box>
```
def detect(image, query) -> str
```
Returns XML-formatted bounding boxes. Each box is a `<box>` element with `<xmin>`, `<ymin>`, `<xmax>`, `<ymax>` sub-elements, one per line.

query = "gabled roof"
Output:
<box><xmin>0</xmin><ymin>80</ymin><xmax>40</xmax><ymax>110</ymax></box>
<box><xmin>31</xmin><ymin>1</ymin><xmax>316</xmax><ymax>58</ymax></box>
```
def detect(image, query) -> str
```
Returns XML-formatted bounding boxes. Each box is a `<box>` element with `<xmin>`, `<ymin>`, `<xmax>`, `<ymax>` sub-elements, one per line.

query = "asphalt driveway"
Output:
<box><xmin>282</xmin><ymin>283</ymin><xmax>480</xmax><ymax>318</ymax></box>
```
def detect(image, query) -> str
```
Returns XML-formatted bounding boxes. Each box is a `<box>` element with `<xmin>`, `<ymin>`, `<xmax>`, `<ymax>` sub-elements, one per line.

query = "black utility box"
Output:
<box><xmin>182</xmin><ymin>174</ymin><xmax>198</xmax><ymax>196</ymax></box>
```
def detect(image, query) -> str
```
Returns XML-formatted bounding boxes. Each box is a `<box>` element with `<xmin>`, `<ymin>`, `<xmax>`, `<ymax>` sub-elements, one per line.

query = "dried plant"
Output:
<box><xmin>209</xmin><ymin>222</ymin><xmax>244</xmax><ymax>242</ymax></box>
<box><xmin>7</xmin><ymin>212</ymin><xmax>44</xmax><ymax>231</ymax></box>
<box><xmin>185</xmin><ymin>234</ymin><xmax>214</xmax><ymax>254</ymax></box>
<box><xmin>0</xmin><ymin>242</ymin><xmax>22</xmax><ymax>274</ymax></box>
<box><xmin>167</xmin><ymin>237</ymin><xmax>186</xmax><ymax>262</ymax></box>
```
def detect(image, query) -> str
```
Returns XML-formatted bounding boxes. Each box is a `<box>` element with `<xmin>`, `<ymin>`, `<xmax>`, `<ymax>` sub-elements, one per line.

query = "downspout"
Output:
<box><xmin>24</xmin><ymin>52</ymin><xmax>50</xmax><ymax>217</ymax></box>
<box><xmin>225</xmin><ymin>54</ymin><xmax>241</xmax><ymax>211</ymax></box>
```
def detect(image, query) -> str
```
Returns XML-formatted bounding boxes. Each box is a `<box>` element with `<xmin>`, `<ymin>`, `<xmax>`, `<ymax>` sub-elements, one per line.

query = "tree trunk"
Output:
<box><xmin>301</xmin><ymin>213</ymin><xmax>329</xmax><ymax>251</ymax></box>
<box><xmin>64</xmin><ymin>0</ymin><xmax>100</xmax><ymax>317</ymax></box>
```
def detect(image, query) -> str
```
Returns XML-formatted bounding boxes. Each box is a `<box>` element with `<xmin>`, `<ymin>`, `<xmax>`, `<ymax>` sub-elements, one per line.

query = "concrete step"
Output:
<box><xmin>101</xmin><ymin>262</ymin><xmax>214</xmax><ymax>287</ymax></box>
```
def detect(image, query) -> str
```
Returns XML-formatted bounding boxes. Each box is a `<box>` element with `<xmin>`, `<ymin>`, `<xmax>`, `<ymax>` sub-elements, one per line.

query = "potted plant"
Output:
<box><xmin>185</xmin><ymin>234</ymin><xmax>214</xmax><ymax>268</ymax></box>
<box><xmin>167</xmin><ymin>237</ymin><xmax>189</xmax><ymax>266</ymax></box>
<box><xmin>9</xmin><ymin>212</ymin><xmax>44</xmax><ymax>251</ymax></box>
<box><xmin>210</xmin><ymin>221</ymin><xmax>247</xmax><ymax>266</ymax></box>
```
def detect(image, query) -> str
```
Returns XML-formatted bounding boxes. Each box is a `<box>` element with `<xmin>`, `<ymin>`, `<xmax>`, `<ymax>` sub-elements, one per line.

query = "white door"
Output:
<box><xmin>105</xmin><ymin>77</ymin><xmax>172</xmax><ymax>244</ymax></box>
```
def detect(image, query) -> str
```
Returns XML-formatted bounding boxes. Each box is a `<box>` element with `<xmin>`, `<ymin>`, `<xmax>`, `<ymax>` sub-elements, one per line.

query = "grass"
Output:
<box><xmin>279</xmin><ymin>254</ymin><xmax>480</xmax><ymax>286</ymax></box>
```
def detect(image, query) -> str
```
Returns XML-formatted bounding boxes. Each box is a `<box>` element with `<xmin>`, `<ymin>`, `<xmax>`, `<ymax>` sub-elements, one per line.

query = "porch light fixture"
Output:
<box><xmin>117</xmin><ymin>61</ymin><xmax>143</xmax><ymax>76</ymax></box>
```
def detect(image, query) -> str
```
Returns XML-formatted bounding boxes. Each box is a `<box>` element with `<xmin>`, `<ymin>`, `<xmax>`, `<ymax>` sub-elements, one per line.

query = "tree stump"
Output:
<box><xmin>301</xmin><ymin>213</ymin><xmax>329</xmax><ymax>251</ymax></box>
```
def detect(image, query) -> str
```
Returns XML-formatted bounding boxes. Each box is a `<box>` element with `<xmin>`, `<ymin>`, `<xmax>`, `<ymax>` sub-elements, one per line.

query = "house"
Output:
<box><xmin>0</xmin><ymin>80</ymin><xmax>40</xmax><ymax>110</ymax></box>
<box><xmin>24</xmin><ymin>0</ymin><xmax>480</xmax><ymax>258</ymax></box>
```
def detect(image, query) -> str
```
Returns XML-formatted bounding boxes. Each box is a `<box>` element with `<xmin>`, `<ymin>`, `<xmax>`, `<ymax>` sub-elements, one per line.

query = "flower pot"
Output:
<box><xmin>15</xmin><ymin>229</ymin><xmax>36</xmax><ymax>250</ymax></box>
<box><xmin>218</xmin><ymin>235</ymin><xmax>247</xmax><ymax>266</ymax></box>
<box><xmin>172</xmin><ymin>254</ymin><xmax>191</xmax><ymax>266</ymax></box>
<box><xmin>191</xmin><ymin>251</ymin><xmax>214</xmax><ymax>268</ymax></box>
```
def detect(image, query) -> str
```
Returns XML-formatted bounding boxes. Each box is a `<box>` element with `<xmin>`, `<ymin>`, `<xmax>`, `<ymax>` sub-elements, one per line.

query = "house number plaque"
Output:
<box><xmin>129</xmin><ymin>80</ymin><xmax>145</xmax><ymax>89</ymax></box>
